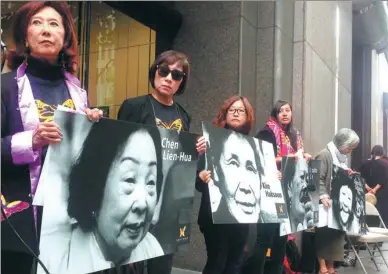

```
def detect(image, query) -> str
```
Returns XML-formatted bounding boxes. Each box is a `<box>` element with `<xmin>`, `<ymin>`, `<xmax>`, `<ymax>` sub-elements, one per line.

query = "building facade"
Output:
<box><xmin>1</xmin><ymin>1</ymin><xmax>387</xmax><ymax>272</ymax></box>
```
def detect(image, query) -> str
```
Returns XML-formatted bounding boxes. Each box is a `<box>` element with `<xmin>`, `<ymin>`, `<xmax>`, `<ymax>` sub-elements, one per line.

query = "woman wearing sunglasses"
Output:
<box><xmin>117</xmin><ymin>50</ymin><xmax>206</xmax><ymax>274</ymax></box>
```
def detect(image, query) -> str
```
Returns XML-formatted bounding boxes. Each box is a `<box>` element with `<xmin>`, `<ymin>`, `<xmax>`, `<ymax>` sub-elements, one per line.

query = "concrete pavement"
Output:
<box><xmin>172</xmin><ymin>246</ymin><xmax>388</xmax><ymax>274</ymax></box>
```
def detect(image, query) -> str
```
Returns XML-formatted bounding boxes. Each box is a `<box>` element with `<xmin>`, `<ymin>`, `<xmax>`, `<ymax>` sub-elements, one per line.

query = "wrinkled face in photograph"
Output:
<box><xmin>288</xmin><ymin>159</ymin><xmax>310</xmax><ymax>224</ymax></box>
<box><xmin>339</xmin><ymin>185</ymin><xmax>353</xmax><ymax>226</ymax></box>
<box><xmin>216</xmin><ymin>132</ymin><xmax>261</xmax><ymax>223</ymax></box>
<box><xmin>95</xmin><ymin>129</ymin><xmax>158</xmax><ymax>256</ymax></box>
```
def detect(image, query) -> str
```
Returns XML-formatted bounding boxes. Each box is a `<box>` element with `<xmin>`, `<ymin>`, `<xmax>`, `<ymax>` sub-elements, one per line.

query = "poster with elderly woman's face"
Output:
<box><xmin>35</xmin><ymin>110</ymin><xmax>199</xmax><ymax>274</ymax></box>
<box><xmin>202</xmin><ymin>122</ymin><xmax>290</xmax><ymax>229</ymax></box>
<box><xmin>281</xmin><ymin>157</ymin><xmax>320</xmax><ymax>235</ymax></box>
<box><xmin>328</xmin><ymin>165</ymin><xmax>367</xmax><ymax>234</ymax></box>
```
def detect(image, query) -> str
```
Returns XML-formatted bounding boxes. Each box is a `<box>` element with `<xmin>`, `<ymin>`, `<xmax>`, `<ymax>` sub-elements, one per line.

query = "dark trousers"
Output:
<box><xmin>242</xmin><ymin>224</ymin><xmax>286</xmax><ymax>274</ymax></box>
<box><xmin>146</xmin><ymin>254</ymin><xmax>174</xmax><ymax>274</ymax></box>
<box><xmin>1</xmin><ymin>251</ymin><xmax>34</xmax><ymax>274</ymax></box>
<box><xmin>201</xmin><ymin>224</ymin><xmax>248</xmax><ymax>274</ymax></box>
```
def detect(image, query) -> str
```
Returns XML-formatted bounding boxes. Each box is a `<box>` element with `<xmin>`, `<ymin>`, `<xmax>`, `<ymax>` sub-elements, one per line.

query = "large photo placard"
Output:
<box><xmin>202</xmin><ymin>122</ymin><xmax>290</xmax><ymax>232</ymax></box>
<box><xmin>281</xmin><ymin>157</ymin><xmax>320</xmax><ymax>234</ymax></box>
<box><xmin>36</xmin><ymin>110</ymin><xmax>198</xmax><ymax>274</ymax></box>
<box><xmin>328</xmin><ymin>165</ymin><xmax>367</xmax><ymax>234</ymax></box>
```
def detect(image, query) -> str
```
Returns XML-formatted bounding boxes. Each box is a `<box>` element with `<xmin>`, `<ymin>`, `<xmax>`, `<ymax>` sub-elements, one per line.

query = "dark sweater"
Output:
<box><xmin>255</xmin><ymin>125</ymin><xmax>277</xmax><ymax>157</ymax></box>
<box><xmin>26</xmin><ymin>57</ymin><xmax>73</xmax><ymax>162</ymax></box>
<box><xmin>360</xmin><ymin>158</ymin><xmax>388</xmax><ymax>197</ymax></box>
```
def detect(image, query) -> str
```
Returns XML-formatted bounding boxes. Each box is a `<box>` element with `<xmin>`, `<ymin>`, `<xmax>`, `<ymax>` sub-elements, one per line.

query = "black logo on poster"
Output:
<box><xmin>275</xmin><ymin>203</ymin><xmax>288</xmax><ymax>219</ymax></box>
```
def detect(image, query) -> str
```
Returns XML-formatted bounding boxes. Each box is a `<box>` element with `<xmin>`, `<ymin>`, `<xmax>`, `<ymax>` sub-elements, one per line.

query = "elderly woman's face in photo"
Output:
<box><xmin>289</xmin><ymin>159</ymin><xmax>310</xmax><ymax>223</ymax></box>
<box><xmin>27</xmin><ymin>7</ymin><xmax>65</xmax><ymax>61</ymax></box>
<box><xmin>339</xmin><ymin>185</ymin><xmax>353</xmax><ymax>226</ymax></box>
<box><xmin>95</xmin><ymin>129</ymin><xmax>158</xmax><ymax>254</ymax></box>
<box><xmin>218</xmin><ymin>132</ymin><xmax>260</xmax><ymax>222</ymax></box>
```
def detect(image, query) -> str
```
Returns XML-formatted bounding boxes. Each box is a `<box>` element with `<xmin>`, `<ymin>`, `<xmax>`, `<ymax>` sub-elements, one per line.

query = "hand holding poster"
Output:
<box><xmin>328</xmin><ymin>165</ymin><xmax>367</xmax><ymax>234</ymax></box>
<box><xmin>281</xmin><ymin>157</ymin><xmax>320</xmax><ymax>234</ymax></box>
<box><xmin>202</xmin><ymin>122</ymin><xmax>291</xmax><ymax>231</ymax></box>
<box><xmin>36</xmin><ymin>110</ymin><xmax>198</xmax><ymax>274</ymax></box>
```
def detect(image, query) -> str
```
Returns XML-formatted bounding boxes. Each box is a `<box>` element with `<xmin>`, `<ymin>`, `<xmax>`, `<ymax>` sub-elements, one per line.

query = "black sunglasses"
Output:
<box><xmin>157</xmin><ymin>65</ymin><xmax>185</xmax><ymax>81</ymax></box>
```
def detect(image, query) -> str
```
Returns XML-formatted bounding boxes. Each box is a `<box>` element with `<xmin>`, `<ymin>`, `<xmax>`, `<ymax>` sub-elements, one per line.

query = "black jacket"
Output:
<box><xmin>195</xmin><ymin>156</ymin><xmax>212</xmax><ymax>230</ymax></box>
<box><xmin>255</xmin><ymin>125</ymin><xmax>277</xmax><ymax>157</ymax></box>
<box><xmin>2</xmin><ymin>71</ymin><xmax>39</xmax><ymax>254</ymax></box>
<box><xmin>117</xmin><ymin>94</ymin><xmax>191</xmax><ymax>132</ymax></box>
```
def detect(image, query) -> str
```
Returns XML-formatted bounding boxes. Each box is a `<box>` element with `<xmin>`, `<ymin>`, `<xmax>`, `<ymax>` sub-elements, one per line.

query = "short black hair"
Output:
<box><xmin>371</xmin><ymin>145</ymin><xmax>385</xmax><ymax>157</ymax></box>
<box><xmin>67</xmin><ymin>120</ymin><xmax>164</xmax><ymax>231</ymax></box>
<box><xmin>148</xmin><ymin>50</ymin><xmax>190</xmax><ymax>96</ymax></box>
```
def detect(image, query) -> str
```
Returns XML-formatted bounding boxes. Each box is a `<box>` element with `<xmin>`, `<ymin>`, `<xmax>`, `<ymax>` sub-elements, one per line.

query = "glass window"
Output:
<box><xmin>88</xmin><ymin>2</ymin><xmax>156</xmax><ymax>119</ymax></box>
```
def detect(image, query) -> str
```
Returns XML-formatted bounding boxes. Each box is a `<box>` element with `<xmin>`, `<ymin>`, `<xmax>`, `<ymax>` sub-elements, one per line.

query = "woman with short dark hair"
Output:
<box><xmin>118</xmin><ymin>50</ymin><xmax>206</xmax><ymax>274</ymax></box>
<box><xmin>360</xmin><ymin>145</ymin><xmax>388</xmax><ymax>226</ymax></box>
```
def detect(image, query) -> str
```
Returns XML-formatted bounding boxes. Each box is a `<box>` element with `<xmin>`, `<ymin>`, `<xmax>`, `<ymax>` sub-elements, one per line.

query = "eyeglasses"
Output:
<box><xmin>157</xmin><ymin>65</ymin><xmax>185</xmax><ymax>81</ymax></box>
<box><xmin>228</xmin><ymin>108</ymin><xmax>246</xmax><ymax>115</ymax></box>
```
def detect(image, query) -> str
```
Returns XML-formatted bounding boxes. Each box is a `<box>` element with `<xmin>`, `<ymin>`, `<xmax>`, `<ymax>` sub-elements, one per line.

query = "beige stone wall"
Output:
<box><xmin>292</xmin><ymin>1</ymin><xmax>353</xmax><ymax>156</ymax></box>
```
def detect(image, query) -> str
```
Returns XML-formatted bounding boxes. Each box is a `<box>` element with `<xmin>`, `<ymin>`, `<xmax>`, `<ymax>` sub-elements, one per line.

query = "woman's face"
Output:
<box><xmin>27</xmin><ymin>7</ymin><xmax>65</xmax><ymax>63</ymax></box>
<box><xmin>339</xmin><ymin>185</ymin><xmax>353</xmax><ymax>226</ymax></box>
<box><xmin>217</xmin><ymin>132</ymin><xmax>261</xmax><ymax>223</ymax></box>
<box><xmin>154</xmin><ymin>61</ymin><xmax>184</xmax><ymax>97</ymax></box>
<box><xmin>95</xmin><ymin>130</ymin><xmax>158</xmax><ymax>256</ymax></box>
<box><xmin>277</xmin><ymin>104</ymin><xmax>292</xmax><ymax>126</ymax></box>
<box><xmin>342</xmin><ymin>143</ymin><xmax>358</xmax><ymax>155</ymax></box>
<box><xmin>225</xmin><ymin>100</ymin><xmax>247</xmax><ymax>130</ymax></box>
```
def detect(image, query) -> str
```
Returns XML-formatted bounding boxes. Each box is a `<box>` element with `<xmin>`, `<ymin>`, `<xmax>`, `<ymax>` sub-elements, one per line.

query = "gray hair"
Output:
<box><xmin>333</xmin><ymin>128</ymin><xmax>360</xmax><ymax>153</ymax></box>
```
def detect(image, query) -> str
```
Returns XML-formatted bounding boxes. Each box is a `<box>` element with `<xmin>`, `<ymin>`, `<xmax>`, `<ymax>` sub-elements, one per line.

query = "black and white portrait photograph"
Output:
<box><xmin>328</xmin><ymin>165</ymin><xmax>366</xmax><ymax>234</ymax></box>
<box><xmin>36</xmin><ymin>110</ymin><xmax>198</xmax><ymax>274</ymax></box>
<box><xmin>281</xmin><ymin>157</ymin><xmax>320</xmax><ymax>234</ymax></box>
<box><xmin>202</xmin><ymin>122</ymin><xmax>290</xmax><ymax>230</ymax></box>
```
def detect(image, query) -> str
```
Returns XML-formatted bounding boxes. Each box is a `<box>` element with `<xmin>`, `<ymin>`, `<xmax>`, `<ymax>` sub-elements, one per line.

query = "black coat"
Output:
<box><xmin>1</xmin><ymin>71</ymin><xmax>39</xmax><ymax>254</ymax></box>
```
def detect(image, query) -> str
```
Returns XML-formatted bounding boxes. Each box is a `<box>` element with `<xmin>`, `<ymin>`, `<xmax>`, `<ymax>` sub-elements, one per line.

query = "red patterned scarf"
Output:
<box><xmin>266</xmin><ymin>117</ymin><xmax>303</xmax><ymax>157</ymax></box>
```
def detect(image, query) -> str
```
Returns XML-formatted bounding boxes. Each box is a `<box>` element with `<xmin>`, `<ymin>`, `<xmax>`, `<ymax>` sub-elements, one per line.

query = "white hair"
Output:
<box><xmin>333</xmin><ymin>128</ymin><xmax>360</xmax><ymax>153</ymax></box>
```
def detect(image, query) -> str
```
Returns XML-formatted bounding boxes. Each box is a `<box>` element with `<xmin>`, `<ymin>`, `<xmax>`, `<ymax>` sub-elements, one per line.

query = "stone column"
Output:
<box><xmin>292</xmin><ymin>1</ymin><xmax>353</xmax><ymax>156</ymax></box>
<box><xmin>255</xmin><ymin>1</ymin><xmax>295</xmax><ymax>131</ymax></box>
<box><xmin>173</xmin><ymin>2</ymin><xmax>243</xmax><ymax>270</ymax></box>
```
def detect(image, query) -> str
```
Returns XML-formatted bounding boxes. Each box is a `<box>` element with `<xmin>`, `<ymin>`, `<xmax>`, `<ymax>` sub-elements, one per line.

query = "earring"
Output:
<box><xmin>91</xmin><ymin>211</ymin><xmax>96</xmax><ymax>218</ymax></box>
